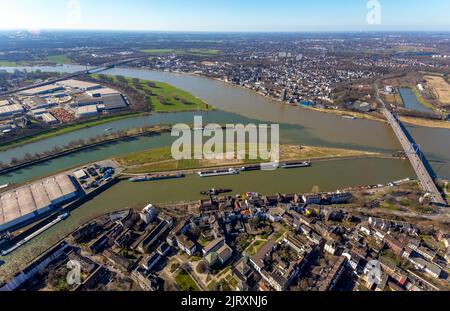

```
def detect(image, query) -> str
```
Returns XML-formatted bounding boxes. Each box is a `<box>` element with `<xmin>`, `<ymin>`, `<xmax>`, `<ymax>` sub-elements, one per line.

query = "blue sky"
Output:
<box><xmin>0</xmin><ymin>0</ymin><xmax>449</xmax><ymax>32</ymax></box>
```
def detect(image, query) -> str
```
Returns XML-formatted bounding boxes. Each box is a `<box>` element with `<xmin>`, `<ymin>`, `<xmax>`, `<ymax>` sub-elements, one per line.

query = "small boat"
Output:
<box><xmin>104</xmin><ymin>128</ymin><xmax>113</xmax><ymax>132</ymax></box>
<box><xmin>200</xmin><ymin>188</ymin><xmax>233</xmax><ymax>196</ymax></box>
<box><xmin>0</xmin><ymin>184</ymin><xmax>9</xmax><ymax>190</ymax></box>
<box><xmin>59</xmin><ymin>212</ymin><xmax>70</xmax><ymax>220</ymax></box>
<box><xmin>342</xmin><ymin>115</ymin><xmax>357</xmax><ymax>120</ymax></box>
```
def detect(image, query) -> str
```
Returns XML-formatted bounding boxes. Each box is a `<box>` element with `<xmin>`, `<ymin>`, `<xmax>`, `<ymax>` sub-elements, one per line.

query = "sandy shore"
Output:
<box><xmin>400</xmin><ymin>116</ymin><xmax>450</xmax><ymax>129</ymax></box>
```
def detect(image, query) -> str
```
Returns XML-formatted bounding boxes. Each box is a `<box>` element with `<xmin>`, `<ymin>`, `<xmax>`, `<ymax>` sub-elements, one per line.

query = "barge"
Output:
<box><xmin>281</xmin><ymin>161</ymin><xmax>312</xmax><ymax>169</ymax></box>
<box><xmin>129</xmin><ymin>173</ymin><xmax>185</xmax><ymax>182</ymax></box>
<box><xmin>198</xmin><ymin>168</ymin><xmax>239</xmax><ymax>178</ymax></box>
<box><xmin>1</xmin><ymin>212</ymin><xmax>70</xmax><ymax>257</ymax></box>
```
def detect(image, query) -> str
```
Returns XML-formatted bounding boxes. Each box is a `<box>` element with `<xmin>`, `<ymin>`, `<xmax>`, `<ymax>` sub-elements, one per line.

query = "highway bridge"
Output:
<box><xmin>374</xmin><ymin>84</ymin><xmax>447</xmax><ymax>206</ymax></box>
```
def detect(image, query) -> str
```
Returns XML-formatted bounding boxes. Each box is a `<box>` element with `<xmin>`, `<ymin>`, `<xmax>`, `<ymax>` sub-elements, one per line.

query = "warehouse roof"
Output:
<box><xmin>87</xmin><ymin>87</ymin><xmax>121</xmax><ymax>97</ymax></box>
<box><xmin>0</xmin><ymin>175</ymin><xmax>79</xmax><ymax>229</ymax></box>
<box><xmin>0</xmin><ymin>104</ymin><xmax>25</xmax><ymax>116</ymax></box>
<box><xmin>57</xmin><ymin>80</ymin><xmax>101</xmax><ymax>90</ymax></box>
<box><xmin>76</xmin><ymin>105</ymin><xmax>98</xmax><ymax>115</ymax></box>
<box><xmin>102</xmin><ymin>94</ymin><xmax>128</xmax><ymax>110</ymax></box>
<box><xmin>19</xmin><ymin>84</ymin><xmax>64</xmax><ymax>96</ymax></box>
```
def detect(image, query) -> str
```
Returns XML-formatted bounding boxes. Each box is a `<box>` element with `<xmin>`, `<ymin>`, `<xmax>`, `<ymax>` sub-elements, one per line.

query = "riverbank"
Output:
<box><xmin>0</xmin><ymin>157</ymin><xmax>416</xmax><ymax>281</ymax></box>
<box><xmin>0</xmin><ymin>125</ymin><xmax>172</xmax><ymax>176</ymax></box>
<box><xmin>0</xmin><ymin>112</ymin><xmax>145</xmax><ymax>152</ymax></box>
<box><xmin>116</xmin><ymin>144</ymin><xmax>385</xmax><ymax>175</ymax></box>
<box><xmin>400</xmin><ymin>116</ymin><xmax>450</xmax><ymax>129</ymax></box>
<box><xmin>167</xmin><ymin>70</ymin><xmax>450</xmax><ymax>130</ymax></box>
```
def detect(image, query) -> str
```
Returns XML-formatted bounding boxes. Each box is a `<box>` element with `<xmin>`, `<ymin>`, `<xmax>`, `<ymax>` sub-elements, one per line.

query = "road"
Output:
<box><xmin>374</xmin><ymin>84</ymin><xmax>447</xmax><ymax>206</ymax></box>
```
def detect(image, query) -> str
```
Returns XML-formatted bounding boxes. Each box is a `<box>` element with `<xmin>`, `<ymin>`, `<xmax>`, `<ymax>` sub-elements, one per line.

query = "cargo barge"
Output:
<box><xmin>1</xmin><ymin>212</ymin><xmax>70</xmax><ymax>257</ymax></box>
<box><xmin>129</xmin><ymin>173</ymin><xmax>185</xmax><ymax>182</ymax></box>
<box><xmin>198</xmin><ymin>168</ymin><xmax>239</xmax><ymax>178</ymax></box>
<box><xmin>281</xmin><ymin>161</ymin><xmax>312</xmax><ymax>169</ymax></box>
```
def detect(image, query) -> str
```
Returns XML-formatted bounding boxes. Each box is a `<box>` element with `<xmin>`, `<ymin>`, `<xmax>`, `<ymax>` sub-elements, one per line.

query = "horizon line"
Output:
<box><xmin>1</xmin><ymin>28</ymin><xmax>450</xmax><ymax>34</ymax></box>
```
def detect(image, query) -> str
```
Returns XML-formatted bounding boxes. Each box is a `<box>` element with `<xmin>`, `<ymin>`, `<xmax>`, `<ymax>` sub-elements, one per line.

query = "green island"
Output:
<box><xmin>90</xmin><ymin>74</ymin><xmax>212</xmax><ymax>112</ymax></box>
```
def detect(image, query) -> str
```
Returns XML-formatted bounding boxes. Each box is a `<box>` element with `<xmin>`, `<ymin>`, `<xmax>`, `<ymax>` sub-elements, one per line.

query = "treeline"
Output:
<box><xmin>0</xmin><ymin>125</ymin><xmax>170</xmax><ymax>171</ymax></box>
<box><xmin>397</xmin><ymin>108</ymin><xmax>448</xmax><ymax>120</ymax></box>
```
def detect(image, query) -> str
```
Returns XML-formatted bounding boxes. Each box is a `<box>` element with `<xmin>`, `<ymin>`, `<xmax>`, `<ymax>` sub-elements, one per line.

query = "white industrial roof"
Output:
<box><xmin>87</xmin><ymin>87</ymin><xmax>121</xmax><ymax>97</ymax></box>
<box><xmin>0</xmin><ymin>175</ymin><xmax>78</xmax><ymax>228</ymax></box>
<box><xmin>57</xmin><ymin>79</ymin><xmax>101</xmax><ymax>90</ymax></box>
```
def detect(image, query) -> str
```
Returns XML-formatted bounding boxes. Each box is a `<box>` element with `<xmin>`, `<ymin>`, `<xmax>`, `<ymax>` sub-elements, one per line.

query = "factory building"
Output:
<box><xmin>0</xmin><ymin>104</ymin><xmax>25</xmax><ymax>117</ymax></box>
<box><xmin>27</xmin><ymin>96</ymin><xmax>58</xmax><ymax>110</ymax></box>
<box><xmin>0</xmin><ymin>175</ymin><xmax>80</xmax><ymax>232</ymax></box>
<box><xmin>73</xmin><ymin>94</ymin><xmax>103</xmax><ymax>107</ymax></box>
<box><xmin>87</xmin><ymin>87</ymin><xmax>121</xmax><ymax>98</ymax></box>
<box><xmin>56</xmin><ymin>80</ymin><xmax>101</xmax><ymax>91</ymax></box>
<box><xmin>76</xmin><ymin>105</ymin><xmax>98</xmax><ymax>118</ymax></box>
<box><xmin>0</xmin><ymin>100</ymin><xmax>10</xmax><ymax>107</ymax></box>
<box><xmin>19</xmin><ymin>84</ymin><xmax>64</xmax><ymax>96</ymax></box>
<box><xmin>39</xmin><ymin>112</ymin><xmax>59</xmax><ymax>125</ymax></box>
<box><xmin>102</xmin><ymin>94</ymin><xmax>128</xmax><ymax>111</ymax></box>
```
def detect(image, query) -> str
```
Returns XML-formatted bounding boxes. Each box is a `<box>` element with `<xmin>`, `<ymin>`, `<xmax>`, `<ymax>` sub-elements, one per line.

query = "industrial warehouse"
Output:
<box><xmin>0</xmin><ymin>175</ymin><xmax>80</xmax><ymax>232</ymax></box>
<box><xmin>0</xmin><ymin>79</ymin><xmax>129</xmax><ymax>137</ymax></box>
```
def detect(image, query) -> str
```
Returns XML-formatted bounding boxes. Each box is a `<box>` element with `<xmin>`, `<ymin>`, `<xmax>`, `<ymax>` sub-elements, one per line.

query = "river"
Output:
<box><xmin>0</xmin><ymin>65</ymin><xmax>448</xmax><ymax>279</ymax></box>
<box><xmin>1</xmin><ymin>66</ymin><xmax>449</xmax><ymax>181</ymax></box>
<box><xmin>398</xmin><ymin>87</ymin><xmax>434</xmax><ymax>113</ymax></box>
<box><xmin>0</xmin><ymin>157</ymin><xmax>414</xmax><ymax>280</ymax></box>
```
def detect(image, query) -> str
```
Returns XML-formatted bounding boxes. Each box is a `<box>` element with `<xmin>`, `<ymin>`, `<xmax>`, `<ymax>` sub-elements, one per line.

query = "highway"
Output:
<box><xmin>374</xmin><ymin>84</ymin><xmax>447</xmax><ymax>206</ymax></box>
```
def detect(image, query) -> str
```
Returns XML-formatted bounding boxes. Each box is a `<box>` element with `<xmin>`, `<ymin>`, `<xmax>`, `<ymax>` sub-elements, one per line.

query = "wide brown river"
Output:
<box><xmin>0</xmin><ymin>65</ymin><xmax>448</xmax><ymax>279</ymax></box>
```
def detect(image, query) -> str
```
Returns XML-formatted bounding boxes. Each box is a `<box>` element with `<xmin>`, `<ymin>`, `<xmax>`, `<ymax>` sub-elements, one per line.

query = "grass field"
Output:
<box><xmin>412</xmin><ymin>87</ymin><xmax>436</xmax><ymax>111</ymax></box>
<box><xmin>0</xmin><ymin>60</ymin><xmax>20</xmax><ymax>67</ymax></box>
<box><xmin>0</xmin><ymin>113</ymin><xmax>142</xmax><ymax>151</ymax></box>
<box><xmin>141</xmin><ymin>49</ymin><xmax>176</xmax><ymax>55</ymax></box>
<box><xmin>175</xmin><ymin>270</ymin><xmax>200</xmax><ymax>291</ymax></box>
<box><xmin>91</xmin><ymin>74</ymin><xmax>210</xmax><ymax>112</ymax></box>
<box><xmin>141</xmin><ymin>48</ymin><xmax>220</xmax><ymax>57</ymax></box>
<box><xmin>47</xmin><ymin>54</ymin><xmax>72</xmax><ymax>64</ymax></box>
<box><xmin>424</xmin><ymin>75</ymin><xmax>450</xmax><ymax>106</ymax></box>
<box><xmin>186</xmin><ymin>49</ymin><xmax>220</xmax><ymax>56</ymax></box>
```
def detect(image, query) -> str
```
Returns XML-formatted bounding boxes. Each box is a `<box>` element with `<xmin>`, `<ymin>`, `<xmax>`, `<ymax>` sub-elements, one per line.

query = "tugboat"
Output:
<box><xmin>59</xmin><ymin>212</ymin><xmax>70</xmax><ymax>220</ymax></box>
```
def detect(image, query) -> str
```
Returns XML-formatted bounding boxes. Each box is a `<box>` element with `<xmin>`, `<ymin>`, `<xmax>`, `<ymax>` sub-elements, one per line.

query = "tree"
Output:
<box><xmin>196</xmin><ymin>261</ymin><xmax>209</xmax><ymax>275</ymax></box>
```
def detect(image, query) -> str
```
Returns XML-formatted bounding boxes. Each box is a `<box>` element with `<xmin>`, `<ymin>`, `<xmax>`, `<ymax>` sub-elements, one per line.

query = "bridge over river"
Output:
<box><xmin>375</xmin><ymin>84</ymin><xmax>447</xmax><ymax>206</ymax></box>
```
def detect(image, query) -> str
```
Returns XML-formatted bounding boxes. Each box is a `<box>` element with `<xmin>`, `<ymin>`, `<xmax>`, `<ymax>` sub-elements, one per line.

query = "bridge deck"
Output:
<box><xmin>382</xmin><ymin>108</ymin><xmax>446</xmax><ymax>206</ymax></box>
